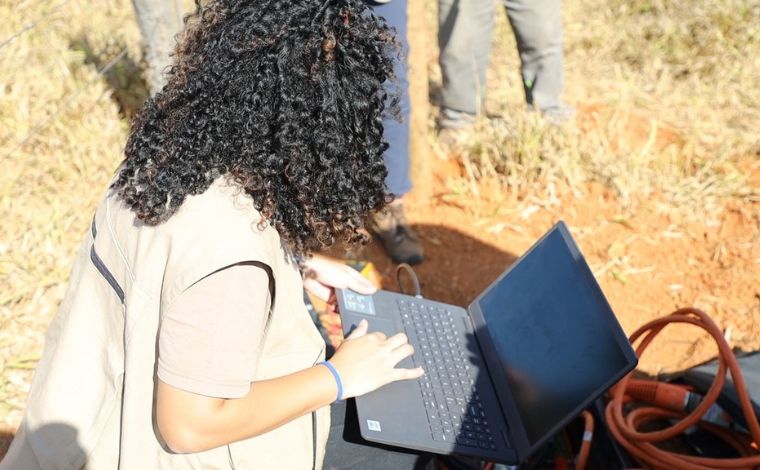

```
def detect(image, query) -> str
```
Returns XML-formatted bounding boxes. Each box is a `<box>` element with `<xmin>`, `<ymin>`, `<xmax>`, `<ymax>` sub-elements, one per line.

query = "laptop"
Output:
<box><xmin>336</xmin><ymin>221</ymin><xmax>638</xmax><ymax>464</ymax></box>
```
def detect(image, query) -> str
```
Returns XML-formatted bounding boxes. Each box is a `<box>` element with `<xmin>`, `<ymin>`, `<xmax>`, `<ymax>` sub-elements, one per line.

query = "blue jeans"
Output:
<box><xmin>369</xmin><ymin>0</ymin><xmax>412</xmax><ymax>198</ymax></box>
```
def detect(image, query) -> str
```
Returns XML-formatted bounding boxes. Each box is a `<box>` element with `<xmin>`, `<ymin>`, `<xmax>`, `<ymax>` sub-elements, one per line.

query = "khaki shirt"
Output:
<box><xmin>157</xmin><ymin>264</ymin><xmax>273</xmax><ymax>400</ymax></box>
<box><xmin>1</xmin><ymin>178</ymin><xmax>330</xmax><ymax>469</ymax></box>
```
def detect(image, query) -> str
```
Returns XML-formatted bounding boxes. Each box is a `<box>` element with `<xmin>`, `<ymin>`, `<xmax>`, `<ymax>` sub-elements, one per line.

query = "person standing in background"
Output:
<box><xmin>366</xmin><ymin>0</ymin><xmax>425</xmax><ymax>266</ymax></box>
<box><xmin>438</xmin><ymin>0</ymin><xmax>572</xmax><ymax>131</ymax></box>
<box><xmin>131</xmin><ymin>0</ymin><xmax>183</xmax><ymax>94</ymax></box>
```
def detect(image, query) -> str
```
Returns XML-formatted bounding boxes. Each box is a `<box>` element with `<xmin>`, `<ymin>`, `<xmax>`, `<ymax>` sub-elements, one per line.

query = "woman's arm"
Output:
<box><xmin>156</xmin><ymin>361</ymin><xmax>336</xmax><ymax>453</ymax></box>
<box><xmin>157</xmin><ymin>319</ymin><xmax>422</xmax><ymax>453</ymax></box>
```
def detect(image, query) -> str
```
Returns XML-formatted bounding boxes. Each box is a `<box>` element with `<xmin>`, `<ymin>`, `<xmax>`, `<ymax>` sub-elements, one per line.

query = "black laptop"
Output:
<box><xmin>336</xmin><ymin>221</ymin><xmax>638</xmax><ymax>464</ymax></box>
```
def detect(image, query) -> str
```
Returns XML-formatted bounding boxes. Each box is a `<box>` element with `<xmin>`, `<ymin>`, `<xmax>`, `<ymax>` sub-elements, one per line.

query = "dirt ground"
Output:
<box><xmin>338</xmin><ymin>153</ymin><xmax>760</xmax><ymax>378</ymax></box>
<box><xmin>321</xmin><ymin>6</ymin><xmax>760</xmax><ymax>379</ymax></box>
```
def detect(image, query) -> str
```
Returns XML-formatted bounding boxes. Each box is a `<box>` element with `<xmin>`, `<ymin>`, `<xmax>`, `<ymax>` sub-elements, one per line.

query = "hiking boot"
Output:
<box><xmin>437</xmin><ymin>108</ymin><xmax>477</xmax><ymax>131</ymax></box>
<box><xmin>369</xmin><ymin>201</ymin><xmax>424</xmax><ymax>265</ymax></box>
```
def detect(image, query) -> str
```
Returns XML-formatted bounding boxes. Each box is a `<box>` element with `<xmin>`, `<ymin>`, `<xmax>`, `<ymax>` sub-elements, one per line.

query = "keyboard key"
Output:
<box><xmin>432</xmin><ymin>432</ymin><xmax>450</xmax><ymax>442</ymax></box>
<box><xmin>463</xmin><ymin>438</ymin><xmax>477</xmax><ymax>447</ymax></box>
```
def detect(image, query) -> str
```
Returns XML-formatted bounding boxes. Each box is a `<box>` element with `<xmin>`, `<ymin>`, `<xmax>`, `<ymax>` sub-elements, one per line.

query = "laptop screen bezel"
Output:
<box><xmin>467</xmin><ymin>221</ymin><xmax>638</xmax><ymax>460</ymax></box>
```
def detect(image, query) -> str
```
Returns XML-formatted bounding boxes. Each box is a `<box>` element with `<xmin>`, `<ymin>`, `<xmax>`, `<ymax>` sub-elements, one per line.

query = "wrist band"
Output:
<box><xmin>319</xmin><ymin>361</ymin><xmax>343</xmax><ymax>401</ymax></box>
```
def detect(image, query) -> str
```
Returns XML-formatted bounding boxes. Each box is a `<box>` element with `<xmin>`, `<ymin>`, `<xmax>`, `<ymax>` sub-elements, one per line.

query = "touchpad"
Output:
<box><xmin>367</xmin><ymin>317</ymin><xmax>401</xmax><ymax>337</ymax></box>
<box><xmin>344</xmin><ymin>315</ymin><xmax>401</xmax><ymax>338</ymax></box>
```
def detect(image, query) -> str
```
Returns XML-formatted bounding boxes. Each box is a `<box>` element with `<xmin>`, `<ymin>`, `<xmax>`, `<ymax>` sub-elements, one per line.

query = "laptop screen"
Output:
<box><xmin>477</xmin><ymin>226</ymin><xmax>632</xmax><ymax>446</ymax></box>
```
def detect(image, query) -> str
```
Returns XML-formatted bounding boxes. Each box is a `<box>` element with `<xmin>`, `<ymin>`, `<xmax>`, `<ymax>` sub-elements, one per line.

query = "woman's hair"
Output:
<box><xmin>113</xmin><ymin>0</ymin><xmax>398</xmax><ymax>256</ymax></box>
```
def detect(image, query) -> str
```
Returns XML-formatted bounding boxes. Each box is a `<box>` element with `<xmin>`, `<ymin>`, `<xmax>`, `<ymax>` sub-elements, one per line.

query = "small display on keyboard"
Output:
<box><xmin>398</xmin><ymin>299</ymin><xmax>496</xmax><ymax>450</ymax></box>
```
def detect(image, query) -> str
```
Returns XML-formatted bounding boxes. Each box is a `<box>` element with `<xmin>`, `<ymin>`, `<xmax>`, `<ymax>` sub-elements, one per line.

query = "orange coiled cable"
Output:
<box><xmin>606</xmin><ymin>307</ymin><xmax>760</xmax><ymax>469</ymax></box>
<box><xmin>575</xmin><ymin>410</ymin><xmax>595</xmax><ymax>470</ymax></box>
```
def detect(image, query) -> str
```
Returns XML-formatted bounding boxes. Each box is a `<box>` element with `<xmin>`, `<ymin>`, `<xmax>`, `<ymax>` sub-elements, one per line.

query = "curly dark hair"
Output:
<box><xmin>113</xmin><ymin>0</ymin><xmax>398</xmax><ymax>256</ymax></box>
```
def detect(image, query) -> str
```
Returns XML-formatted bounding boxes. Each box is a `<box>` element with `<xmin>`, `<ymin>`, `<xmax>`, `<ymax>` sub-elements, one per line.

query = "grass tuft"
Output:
<box><xmin>431</xmin><ymin>0</ymin><xmax>759</xmax><ymax>211</ymax></box>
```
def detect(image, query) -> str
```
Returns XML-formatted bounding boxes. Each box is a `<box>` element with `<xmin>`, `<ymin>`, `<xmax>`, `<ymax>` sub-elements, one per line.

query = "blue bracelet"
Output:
<box><xmin>319</xmin><ymin>361</ymin><xmax>343</xmax><ymax>401</ymax></box>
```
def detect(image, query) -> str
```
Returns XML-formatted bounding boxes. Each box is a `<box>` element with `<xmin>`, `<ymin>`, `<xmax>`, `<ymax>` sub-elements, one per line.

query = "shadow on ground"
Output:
<box><xmin>335</xmin><ymin>224</ymin><xmax>518</xmax><ymax>306</ymax></box>
<box><xmin>0</xmin><ymin>429</ymin><xmax>13</xmax><ymax>462</ymax></box>
<box><xmin>70</xmin><ymin>35</ymin><xmax>149</xmax><ymax>119</ymax></box>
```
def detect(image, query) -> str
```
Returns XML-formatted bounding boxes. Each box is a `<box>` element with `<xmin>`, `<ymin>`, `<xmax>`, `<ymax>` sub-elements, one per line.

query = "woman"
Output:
<box><xmin>1</xmin><ymin>0</ymin><xmax>423</xmax><ymax>468</ymax></box>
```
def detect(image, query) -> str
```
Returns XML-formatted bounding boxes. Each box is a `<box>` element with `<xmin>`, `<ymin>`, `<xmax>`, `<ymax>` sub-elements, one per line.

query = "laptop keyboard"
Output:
<box><xmin>398</xmin><ymin>299</ymin><xmax>497</xmax><ymax>450</ymax></box>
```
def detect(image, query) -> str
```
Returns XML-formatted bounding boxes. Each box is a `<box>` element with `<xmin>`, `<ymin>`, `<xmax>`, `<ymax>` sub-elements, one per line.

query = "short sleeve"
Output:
<box><xmin>157</xmin><ymin>262</ymin><xmax>271</xmax><ymax>399</ymax></box>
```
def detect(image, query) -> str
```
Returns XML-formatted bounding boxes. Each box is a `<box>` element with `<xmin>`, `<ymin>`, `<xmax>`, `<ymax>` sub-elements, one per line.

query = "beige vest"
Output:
<box><xmin>1</xmin><ymin>179</ymin><xmax>330</xmax><ymax>469</ymax></box>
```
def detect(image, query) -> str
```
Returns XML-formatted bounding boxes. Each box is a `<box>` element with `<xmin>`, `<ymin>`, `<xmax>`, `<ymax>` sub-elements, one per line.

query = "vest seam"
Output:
<box><xmin>104</xmin><ymin>199</ymin><xmax>152</xmax><ymax>300</ymax></box>
<box><xmin>226</xmin><ymin>444</ymin><xmax>237</xmax><ymax>470</ymax></box>
<box><xmin>311</xmin><ymin>345</ymin><xmax>325</xmax><ymax>470</ymax></box>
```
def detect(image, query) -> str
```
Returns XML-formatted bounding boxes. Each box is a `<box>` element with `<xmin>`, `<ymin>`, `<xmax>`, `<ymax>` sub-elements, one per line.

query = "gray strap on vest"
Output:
<box><xmin>90</xmin><ymin>217</ymin><xmax>125</xmax><ymax>303</ymax></box>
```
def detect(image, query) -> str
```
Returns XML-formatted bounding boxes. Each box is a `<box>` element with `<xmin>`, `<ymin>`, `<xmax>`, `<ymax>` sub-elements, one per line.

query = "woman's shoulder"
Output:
<box><xmin>107</xmin><ymin>177</ymin><xmax>283</xmax><ymax>304</ymax></box>
<box><xmin>104</xmin><ymin>176</ymin><xmax>279</xmax><ymax>260</ymax></box>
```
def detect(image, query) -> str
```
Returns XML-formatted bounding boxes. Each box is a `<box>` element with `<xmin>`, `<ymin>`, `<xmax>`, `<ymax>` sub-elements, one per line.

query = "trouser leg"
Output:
<box><xmin>370</xmin><ymin>0</ymin><xmax>412</xmax><ymax>198</ymax></box>
<box><xmin>438</xmin><ymin>0</ymin><xmax>495</xmax><ymax>117</ymax></box>
<box><xmin>131</xmin><ymin>0</ymin><xmax>183</xmax><ymax>95</ymax></box>
<box><xmin>503</xmin><ymin>0</ymin><xmax>565</xmax><ymax>111</ymax></box>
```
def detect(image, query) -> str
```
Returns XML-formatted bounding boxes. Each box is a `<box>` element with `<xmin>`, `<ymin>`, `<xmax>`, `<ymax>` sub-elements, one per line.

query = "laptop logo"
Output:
<box><xmin>367</xmin><ymin>420</ymin><xmax>382</xmax><ymax>432</ymax></box>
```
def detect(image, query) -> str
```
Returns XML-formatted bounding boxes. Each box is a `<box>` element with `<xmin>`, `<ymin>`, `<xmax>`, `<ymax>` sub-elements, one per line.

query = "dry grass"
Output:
<box><xmin>430</xmin><ymin>0</ymin><xmax>760</xmax><ymax>211</ymax></box>
<box><xmin>0</xmin><ymin>0</ymin><xmax>758</xmax><ymax>432</ymax></box>
<box><xmin>0</xmin><ymin>0</ymin><xmax>142</xmax><ymax>427</ymax></box>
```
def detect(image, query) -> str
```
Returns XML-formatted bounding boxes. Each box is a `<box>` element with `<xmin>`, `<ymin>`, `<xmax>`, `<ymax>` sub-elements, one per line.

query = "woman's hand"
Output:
<box><xmin>302</xmin><ymin>255</ymin><xmax>376</xmax><ymax>302</ymax></box>
<box><xmin>327</xmin><ymin>319</ymin><xmax>424</xmax><ymax>399</ymax></box>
